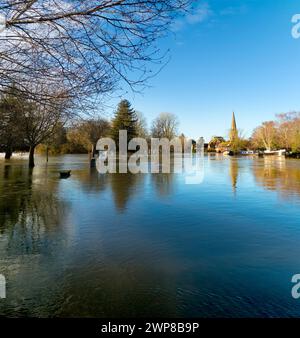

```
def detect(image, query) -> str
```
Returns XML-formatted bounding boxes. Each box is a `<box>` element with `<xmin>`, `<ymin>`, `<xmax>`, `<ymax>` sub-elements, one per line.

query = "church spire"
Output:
<box><xmin>230</xmin><ymin>112</ymin><xmax>238</xmax><ymax>142</ymax></box>
<box><xmin>231</xmin><ymin>112</ymin><xmax>237</xmax><ymax>131</ymax></box>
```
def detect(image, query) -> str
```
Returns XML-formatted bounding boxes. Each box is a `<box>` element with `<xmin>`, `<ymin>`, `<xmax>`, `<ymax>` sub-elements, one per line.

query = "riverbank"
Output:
<box><xmin>286</xmin><ymin>153</ymin><xmax>300</xmax><ymax>159</ymax></box>
<box><xmin>0</xmin><ymin>152</ymin><xmax>28</xmax><ymax>159</ymax></box>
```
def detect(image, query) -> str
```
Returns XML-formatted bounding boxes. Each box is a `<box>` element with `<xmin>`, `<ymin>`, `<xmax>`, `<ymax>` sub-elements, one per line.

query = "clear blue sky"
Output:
<box><xmin>107</xmin><ymin>0</ymin><xmax>300</xmax><ymax>141</ymax></box>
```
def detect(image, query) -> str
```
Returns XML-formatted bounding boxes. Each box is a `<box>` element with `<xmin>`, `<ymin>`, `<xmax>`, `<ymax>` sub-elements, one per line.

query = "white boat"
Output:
<box><xmin>264</xmin><ymin>149</ymin><xmax>286</xmax><ymax>157</ymax></box>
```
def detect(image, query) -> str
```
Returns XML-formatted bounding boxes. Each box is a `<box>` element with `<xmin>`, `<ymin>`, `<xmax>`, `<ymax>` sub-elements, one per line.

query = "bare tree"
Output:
<box><xmin>151</xmin><ymin>112</ymin><xmax>179</xmax><ymax>139</ymax></box>
<box><xmin>276</xmin><ymin>112</ymin><xmax>300</xmax><ymax>151</ymax></box>
<box><xmin>20</xmin><ymin>86</ymin><xmax>70</xmax><ymax>167</ymax></box>
<box><xmin>0</xmin><ymin>1</ymin><xmax>191</xmax><ymax>105</ymax></box>
<box><xmin>252</xmin><ymin>121</ymin><xmax>278</xmax><ymax>151</ymax></box>
<box><xmin>251</xmin><ymin>113</ymin><xmax>300</xmax><ymax>153</ymax></box>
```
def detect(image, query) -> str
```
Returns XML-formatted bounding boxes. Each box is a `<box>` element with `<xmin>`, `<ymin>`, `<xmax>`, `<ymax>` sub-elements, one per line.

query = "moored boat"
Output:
<box><xmin>264</xmin><ymin>149</ymin><xmax>286</xmax><ymax>157</ymax></box>
<box><xmin>241</xmin><ymin>150</ymin><xmax>257</xmax><ymax>156</ymax></box>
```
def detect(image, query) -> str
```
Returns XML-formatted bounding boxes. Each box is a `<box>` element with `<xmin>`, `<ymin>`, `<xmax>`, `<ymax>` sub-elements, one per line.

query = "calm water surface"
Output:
<box><xmin>0</xmin><ymin>154</ymin><xmax>300</xmax><ymax>317</ymax></box>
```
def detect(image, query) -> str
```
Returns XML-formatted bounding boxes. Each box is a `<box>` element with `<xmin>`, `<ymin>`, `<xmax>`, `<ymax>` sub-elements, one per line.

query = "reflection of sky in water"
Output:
<box><xmin>0</xmin><ymin>155</ymin><xmax>300</xmax><ymax>317</ymax></box>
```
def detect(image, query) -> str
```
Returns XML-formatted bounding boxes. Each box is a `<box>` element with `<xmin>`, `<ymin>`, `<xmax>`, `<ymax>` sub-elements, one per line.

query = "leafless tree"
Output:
<box><xmin>0</xmin><ymin>0</ymin><xmax>191</xmax><ymax>106</ymax></box>
<box><xmin>151</xmin><ymin>112</ymin><xmax>179</xmax><ymax>139</ymax></box>
<box><xmin>21</xmin><ymin>85</ymin><xmax>71</xmax><ymax>167</ymax></box>
<box><xmin>276</xmin><ymin>112</ymin><xmax>300</xmax><ymax>151</ymax></box>
<box><xmin>251</xmin><ymin>113</ymin><xmax>300</xmax><ymax>153</ymax></box>
<box><xmin>252</xmin><ymin>121</ymin><xmax>278</xmax><ymax>151</ymax></box>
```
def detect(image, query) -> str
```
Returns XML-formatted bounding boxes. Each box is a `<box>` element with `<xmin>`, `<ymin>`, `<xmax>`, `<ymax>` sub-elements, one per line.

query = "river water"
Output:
<box><xmin>0</xmin><ymin>154</ymin><xmax>300</xmax><ymax>317</ymax></box>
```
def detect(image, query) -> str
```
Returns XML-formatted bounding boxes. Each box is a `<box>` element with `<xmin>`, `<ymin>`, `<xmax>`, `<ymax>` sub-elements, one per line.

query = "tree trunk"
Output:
<box><xmin>29</xmin><ymin>146</ymin><xmax>35</xmax><ymax>168</ymax></box>
<box><xmin>92</xmin><ymin>143</ymin><xmax>96</xmax><ymax>157</ymax></box>
<box><xmin>4</xmin><ymin>148</ymin><xmax>12</xmax><ymax>160</ymax></box>
<box><xmin>46</xmin><ymin>145</ymin><xmax>49</xmax><ymax>163</ymax></box>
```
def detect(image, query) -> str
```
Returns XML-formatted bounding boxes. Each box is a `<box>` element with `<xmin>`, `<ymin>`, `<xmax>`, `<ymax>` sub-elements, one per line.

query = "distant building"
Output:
<box><xmin>208</xmin><ymin>136</ymin><xmax>226</xmax><ymax>152</ymax></box>
<box><xmin>229</xmin><ymin>112</ymin><xmax>238</xmax><ymax>144</ymax></box>
<box><xmin>208</xmin><ymin>113</ymin><xmax>239</xmax><ymax>153</ymax></box>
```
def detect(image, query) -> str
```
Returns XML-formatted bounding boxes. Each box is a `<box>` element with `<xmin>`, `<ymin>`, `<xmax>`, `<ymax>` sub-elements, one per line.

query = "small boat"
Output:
<box><xmin>241</xmin><ymin>150</ymin><xmax>257</xmax><ymax>156</ymax></box>
<box><xmin>264</xmin><ymin>149</ymin><xmax>286</xmax><ymax>157</ymax></box>
<box><xmin>59</xmin><ymin>170</ymin><xmax>71</xmax><ymax>179</ymax></box>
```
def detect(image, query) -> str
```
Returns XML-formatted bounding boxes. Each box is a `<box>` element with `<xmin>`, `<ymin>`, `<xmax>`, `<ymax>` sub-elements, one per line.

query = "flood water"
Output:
<box><xmin>0</xmin><ymin>154</ymin><xmax>300</xmax><ymax>317</ymax></box>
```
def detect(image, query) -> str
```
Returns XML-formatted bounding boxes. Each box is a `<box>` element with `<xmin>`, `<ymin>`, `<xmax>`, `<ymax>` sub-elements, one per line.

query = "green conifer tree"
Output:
<box><xmin>111</xmin><ymin>100</ymin><xmax>138</xmax><ymax>146</ymax></box>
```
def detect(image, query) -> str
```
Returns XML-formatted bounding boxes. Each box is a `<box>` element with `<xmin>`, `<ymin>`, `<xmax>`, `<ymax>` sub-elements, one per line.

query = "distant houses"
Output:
<box><xmin>208</xmin><ymin>136</ymin><xmax>226</xmax><ymax>152</ymax></box>
<box><xmin>208</xmin><ymin>112</ymin><xmax>240</xmax><ymax>153</ymax></box>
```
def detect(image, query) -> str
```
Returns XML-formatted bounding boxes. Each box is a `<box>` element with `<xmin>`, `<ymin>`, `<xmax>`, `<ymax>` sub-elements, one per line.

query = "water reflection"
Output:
<box><xmin>0</xmin><ymin>164</ymin><xmax>68</xmax><ymax>255</ymax></box>
<box><xmin>110</xmin><ymin>173</ymin><xmax>144</xmax><ymax>211</ymax></box>
<box><xmin>71</xmin><ymin>167</ymin><xmax>177</xmax><ymax>210</ymax></box>
<box><xmin>229</xmin><ymin>159</ymin><xmax>239</xmax><ymax>196</ymax></box>
<box><xmin>0</xmin><ymin>155</ymin><xmax>300</xmax><ymax>317</ymax></box>
<box><xmin>252</xmin><ymin>157</ymin><xmax>300</xmax><ymax>201</ymax></box>
<box><xmin>151</xmin><ymin>173</ymin><xmax>176</xmax><ymax>197</ymax></box>
<box><xmin>71</xmin><ymin>167</ymin><xmax>145</xmax><ymax>212</ymax></box>
<box><xmin>67</xmin><ymin>156</ymin><xmax>300</xmax><ymax>204</ymax></box>
<box><xmin>73</xmin><ymin>168</ymin><xmax>109</xmax><ymax>193</ymax></box>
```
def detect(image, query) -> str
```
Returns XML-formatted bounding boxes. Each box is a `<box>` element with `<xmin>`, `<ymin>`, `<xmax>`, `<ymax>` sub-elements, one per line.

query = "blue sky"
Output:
<box><xmin>108</xmin><ymin>0</ymin><xmax>300</xmax><ymax>141</ymax></box>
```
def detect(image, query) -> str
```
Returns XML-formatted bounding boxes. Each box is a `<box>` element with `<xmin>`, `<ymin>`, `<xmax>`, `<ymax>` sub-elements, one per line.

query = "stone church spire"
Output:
<box><xmin>230</xmin><ymin>112</ymin><xmax>238</xmax><ymax>142</ymax></box>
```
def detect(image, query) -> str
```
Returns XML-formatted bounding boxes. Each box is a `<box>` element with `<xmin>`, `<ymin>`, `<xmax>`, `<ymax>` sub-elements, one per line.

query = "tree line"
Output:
<box><xmin>208</xmin><ymin>112</ymin><xmax>300</xmax><ymax>154</ymax></box>
<box><xmin>251</xmin><ymin>112</ymin><xmax>300</xmax><ymax>152</ymax></box>
<box><xmin>0</xmin><ymin>97</ymin><xmax>181</xmax><ymax>164</ymax></box>
<box><xmin>2</xmin><ymin>89</ymin><xmax>300</xmax><ymax>165</ymax></box>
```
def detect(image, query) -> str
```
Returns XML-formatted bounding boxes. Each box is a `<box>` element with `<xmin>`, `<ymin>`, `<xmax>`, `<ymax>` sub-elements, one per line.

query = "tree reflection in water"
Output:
<box><xmin>252</xmin><ymin>157</ymin><xmax>300</xmax><ymax>201</ymax></box>
<box><xmin>151</xmin><ymin>173</ymin><xmax>176</xmax><ymax>198</ymax></box>
<box><xmin>72</xmin><ymin>167</ymin><xmax>109</xmax><ymax>193</ymax></box>
<box><xmin>229</xmin><ymin>158</ymin><xmax>239</xmax><ymax>196</ymax></box>
<box><xmin>0</xmin><ymin>164</ymin><xmax>69</xmax><ymax>255</ymax></box>
<box><xmin>109</xmin><ymin>173</ymin><xmax>144</xmax><ymax>212</ymax></box>
<box><xmin>0</xmin><ymin>155</ymin><xmax>300</xmax><ymax>317</ymax></box>
<box><xmin>71</xmin><ymin>166</ymin><xmax>145</xmax><ymax>212</ymax></box>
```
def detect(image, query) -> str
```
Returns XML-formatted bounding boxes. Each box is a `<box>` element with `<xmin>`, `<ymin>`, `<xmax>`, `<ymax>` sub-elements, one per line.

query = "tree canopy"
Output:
<box><xmin>151</xmin><ymin>112</ymin><xmax>179</xmax><ymax>140</ymax></box>
<box><xmin>111</xmin><ymin>100</ymin><xmax>138</xmax><ymax>145</ymax></box>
